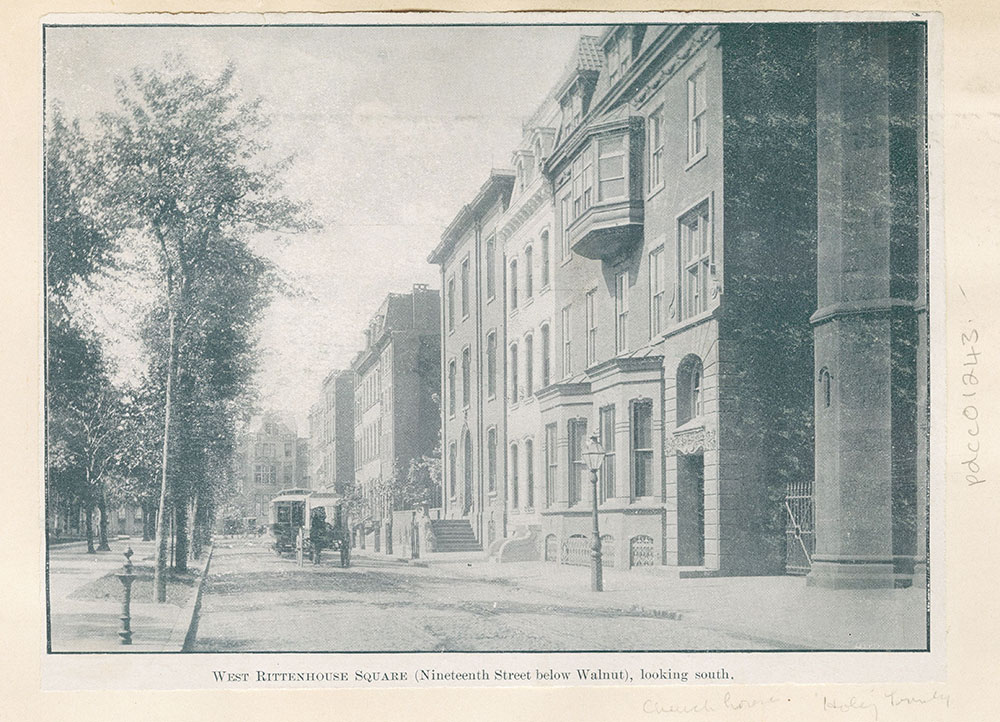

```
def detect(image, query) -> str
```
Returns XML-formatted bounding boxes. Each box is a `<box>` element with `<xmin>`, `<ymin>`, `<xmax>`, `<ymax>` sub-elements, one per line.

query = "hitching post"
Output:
<box><xmin>117</xmin><ymin>546</ymin><xmax>135</xmax><ymax>645</ymax></box>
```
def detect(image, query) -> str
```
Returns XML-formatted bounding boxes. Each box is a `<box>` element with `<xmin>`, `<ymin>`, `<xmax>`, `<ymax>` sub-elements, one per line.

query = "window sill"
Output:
<box><xmin>685</xmin><ymin>148</ymin><xmax>708</xmax><ymax>172</ymax></box>
<box><xmin>646</xmin><ymin>182</ymin><xmax>665</xmax><ymax>202</ymax></box>
<box><xmin>661</xmin><ymin>306</ymin><xmax>717</xmax><ymax>340</ymax></box>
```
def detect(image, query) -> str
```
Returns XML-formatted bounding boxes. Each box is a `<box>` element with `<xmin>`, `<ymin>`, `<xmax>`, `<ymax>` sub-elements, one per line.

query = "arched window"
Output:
<box><xmin>676</xmin><ymin>355</ymin><xmax>704</xmax><ymax>425</ymax></box>
<box><xmin>510</xmin><ymin>442</ymin><xmax>520</xmax><ymax>508</ymax></box>
<box><xmin>462</xmin><ymin>346</ymin><xmax>471</xmax><ymax>408</ymax></box>
<box><xmin>540</xmin><ymin>323</ymin><xmax>551</xmax><ymax>387</ymax></box>
<box><xmin>510</xmin><ymin>259</ymin><xmax>519</xmax><ymax>311</ymax></box>
<box><xmin>524</xmin><ymin>333</ymin><xmax>534</xmax><ymax>396</ymax></box>
<box><xmin>448</xmin><ymin>442</ymin><xmax>457</xmax><ymax>497</ymax></box>
<box><xmin>819</xmin><ymin>368</ymin><xmax>832</xmax><ymax>409</ymax></box>
<box><xmin>448</xmin><ymin>359</ymin><xmax>456</xmax><ymax>417</ymax></box>
<box><xmin>540</xmin><ymin>230</ymin><xmax>551</xmax><ymax>288</ymax></box>
<box><xmin>486</xmin><ymin>331</ymin><xmax>497</xmax><ymax>399</ymax></box>
<box><xmin>525</xmin><ymin>245</ymin><xmax>534</xmax><ymax>298</ymax></box>
<box><xmin>462</xmin><ymin>430</ymin><xmax>473</xmax><ymax>515</ymax></box>
<box><xmin>510</xmin><ymin>343</ymin><xmax>519</xmax><ymax>403</ymax></box>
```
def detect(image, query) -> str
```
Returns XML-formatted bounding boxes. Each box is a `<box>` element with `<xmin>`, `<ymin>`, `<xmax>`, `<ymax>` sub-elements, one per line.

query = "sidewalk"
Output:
<box><xmin>48</xmin><ymin>537</ymin><xmax>211</xmax><ymax>653</ymax></box>
<box><xmin>429</xmin><ymin>560</ymin><xmax>929</xmax><ymax>650</ymax></box>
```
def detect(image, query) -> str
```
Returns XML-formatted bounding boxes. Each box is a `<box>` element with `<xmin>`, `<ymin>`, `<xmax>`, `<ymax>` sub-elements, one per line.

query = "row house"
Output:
<box><xmin>350</xmin><ymin>285</ymin><xmax>441</xmax><ymax>551</ymax></box>
<box><xmin>308</xmin><ymin>369</ymin><xmax>356</xmax><ymax>496</ymax></box>
<box><xmin>431</xmin><ymin>22</ymin><xmax>928</xmax><ymax>588</ymax></box>
<box><xmin>428</xmin><ymin>172</ymin><xmax>514</xmax><ymax>550</ymax></box>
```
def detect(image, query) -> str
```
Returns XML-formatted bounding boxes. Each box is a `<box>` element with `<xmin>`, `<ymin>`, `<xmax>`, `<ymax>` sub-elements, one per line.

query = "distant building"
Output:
<box><xmin>233</xmin><ymin>413</ymin><xmax>309</xmax><ymax>526</ymax></box>
<box><xmin>308</xmin><ymin>369</ymin><xmax>356</xmax><ymax>495</ymax></box>
<box><xmin>351</xmin><ymin>284</ymin><xmax>441</xmax><ymax>551</ymax></box>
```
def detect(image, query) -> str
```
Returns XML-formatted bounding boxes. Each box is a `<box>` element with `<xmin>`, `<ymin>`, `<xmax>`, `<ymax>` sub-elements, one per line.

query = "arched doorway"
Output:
<box><xmin>462</xmin><ymin>430</ymin><xmax>473</xmax><ymax>516</ymax></box>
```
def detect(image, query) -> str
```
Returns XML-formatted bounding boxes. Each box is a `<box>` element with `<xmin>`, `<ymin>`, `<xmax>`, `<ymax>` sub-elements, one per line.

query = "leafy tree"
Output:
<box><xmin>45</xmin><ymin>105</ymin><xmax>119</xmax><ymax>551</ymax></box>
<box><xmin>92</xmin><ymin>56</ymin><xmax>317</xmax><ymax>598</ymax></box>
<box><xmin>399</xmin><ymin>444</ymin><xmax>443</xmax><ymax>511</ymax></box>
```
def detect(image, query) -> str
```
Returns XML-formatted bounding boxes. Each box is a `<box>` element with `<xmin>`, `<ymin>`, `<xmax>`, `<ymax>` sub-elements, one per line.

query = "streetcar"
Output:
<box><xmin>267</xmin><ymin>489</ymin><xmax>348</xmax><ymax>558</ymax></box>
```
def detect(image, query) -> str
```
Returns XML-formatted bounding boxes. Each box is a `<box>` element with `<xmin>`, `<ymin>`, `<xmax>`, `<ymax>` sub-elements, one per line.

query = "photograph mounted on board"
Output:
<box><xmin>43</xmin><ymin>17</ymin><xmax>932</xmax><ymax>654</ymax></box>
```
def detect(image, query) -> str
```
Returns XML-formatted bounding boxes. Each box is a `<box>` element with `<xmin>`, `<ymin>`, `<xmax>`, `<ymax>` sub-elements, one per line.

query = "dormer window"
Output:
<box><xmin>606</xmin><ymin>28</ymin><xmax>633</xmax><ymax>84</ymax></box>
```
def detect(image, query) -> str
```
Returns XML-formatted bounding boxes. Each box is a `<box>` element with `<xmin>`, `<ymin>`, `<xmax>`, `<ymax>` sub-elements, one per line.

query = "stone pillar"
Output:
<box><xmin>808</xmin><ymin>23</ymin><xmax>924</xmax><ymax>589</ymax></box>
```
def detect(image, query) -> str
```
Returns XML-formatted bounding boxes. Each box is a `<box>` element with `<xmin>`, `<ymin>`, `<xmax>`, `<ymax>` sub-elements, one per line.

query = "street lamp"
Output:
<box><xmin>583</xmin><ymin>433</ymin><xmax>606</xmax><ymax>592</ymax></box>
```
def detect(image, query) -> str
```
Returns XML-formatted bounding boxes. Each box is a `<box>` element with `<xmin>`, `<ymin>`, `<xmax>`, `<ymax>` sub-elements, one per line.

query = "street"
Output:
<box><xmin>191</xmin><ymin>541</ymin><xmax>766</xmax><ymax>652</ymax></box>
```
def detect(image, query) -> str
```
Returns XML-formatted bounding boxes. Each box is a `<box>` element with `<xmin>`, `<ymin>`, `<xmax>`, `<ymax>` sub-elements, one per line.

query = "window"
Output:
<box><xmin>524</xmin><ymin>334</ymin><xmax>534</xmax><ymax>397</ymax></box>
<box><xmin>599</xmin><ymin>404</ymin><xmax>616</xmax><ymax>501</ymax></box>
<box><xmin>284</xmin><ymin>442</ymin><xmax>293</xmax><ymax>458</ymax></box>
<box><xmin>598</xmin><ymin>135</ymin><xmax>626</xmax><ymax>202</ymax></box>
<box><xmin>510</xmin><ymin>343</ymin><xmax>519</xmax><ymax>403</ymax></box>
<box><xmin>545</xmin><ymin>423</ymin><xmax>558</xmax><ymax>507</ymax></box>
<box><xmin>487</xmin><ymin>427</ymin><xmax>497</xmax><ymax>492</ymax></box>
<box><xmin>615</xmin><ymin>271</ymin><xmax>629</xmax><ymax>353</ymax></box>
<box><xmin>449</xmin><ymin>442</ymin><xmax>457</xmax><ymax>497</ymax></box>
<box><xmin>525</xmin><ymin>439</ymin><xmax>535</xmax><ymax>508</ymax></box>
<box><xmin>510</xmin><ymin>259</ymin><xmax>518</xmax><ymax>311</ymax></box>
<box><xmin>676</xmin><ymin>355</ymin><xmax>704</xmax><ymax>425</ymax></box>
<box><xmin>631</xmin><ymin>399</ymin><xmax>653</xmax><ymax>498</ymax></box>
<box><xmin>649</xmin><ymin>246</ymin><xmax>665</xmax><ymax>337</ymax></box>
<box><xmin>560</xmin><ymin>197</ymin><xmax>571</xmax><ymax>258</ymax></box>
<box><xmin>461</xmin><ymin>256</ymin><xmax>470</xmax><ymax>318</ymax></box>
<box><xmin>486</xmin><ymin>236</ymin><xmax>496</xmax><ymax>299</ymax></box>
<box><xmin>462</xmin><ymin>346</ymin><xmax>471</xmax><ymax>408</ymax></box>
<box><xmin>567</xmin><ymin>418</ymin><xmax>588</xmax><ymax>505</ymax></box>
<box><xmin>561</xmin><ymin>305</ymin><xmax>572</xmax><ymax>377</ymax></box>
<box><xmin>283</xmin><ymin>464</ymin><xmax>293</xmax><ymax>485</ymax></box>
<box><xmin>606</xmin><ymin>28</ymin><xmax>632</xmax><ymax>84</ymax></box>
<box><xmin>819</xmin><ymin>368</ymin><xmax>832</xmax><ymax>409</ymax></box>
<box><xmin>486</xmin><ymin>331</ymin><xmax>497</xmax><ymax>399</ymax></box>
<box><xmin>585</xmin><ymin>289</ymin><xmax>598</xmax><ymax>366</ymax></box>
<box><xmin>688</xmin><ymin>66</ymin><xmax>708</xmax><ymax>160</ymax></box>
<box><xmin>679</xmin><ymin>201</ymin><xmax>711</xmax><ymax>320</ymax></box>
<box><xmin>540</xmin><ymin>323</ymin><xmax>551</xmax><ymax>388</ymax></box>
<box><xmin>447</xmin><ymin>277</ymin><xmax>455</xmax><ymax>332</ymax></box>
<box><xmin>540</xmin><ymin>231</ymin><xmax>550</xmax><ymax>287</ymax></box>
<box><xmin>448</xmin><ymin>359</ymin><xmax>456</xmax><ymax>416</ymax></box>
<box><xmin>648</xmin><ymin>107</ymin><xmax>664</xmax><ymax>191</ymax></box>
<box><xmin>525</xmin><ymin>246</ymin><xmax>534</xmax><ymax>298</ymax></box>
<box><xmin>510</xmin><ymin>443</ymin><xmax>519</xmax><ymax>509</ymax></box>
<box><xmin>571</xmin><ymin>151</ymin><xmax>593</xmax><ymax>220</ymax></box>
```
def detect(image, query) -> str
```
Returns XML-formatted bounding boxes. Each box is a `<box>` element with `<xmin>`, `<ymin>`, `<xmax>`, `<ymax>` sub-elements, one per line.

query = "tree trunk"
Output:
<box><xmin>96</xmin><ymin>493</ymin><xmax>111</xmax><ymax>551</ymax></box>
<box><xmin>153</xmin><ymin>307</ymin><xmax>176</xmax><ymax>602</ymax></box>
<box><xmin>191</xmin><ymin>493</ymin><xmax>201</xmax><ymax>560</ymax></box>
<box><xmin>84</xmin><ymin>505</ymin><xmax>95</xmax><ymax>554</ymax></box>
<box><xmin>174</xmin><ymin>498</ymin><xmax>189</xmax><ymax>572</ymax></box>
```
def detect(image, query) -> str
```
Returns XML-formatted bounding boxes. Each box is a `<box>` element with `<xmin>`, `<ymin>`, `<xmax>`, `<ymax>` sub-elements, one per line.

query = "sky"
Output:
<box><xmin>45</xmin><ymin>22</ymin><xmax>590</xmax><ymax>434</ymax></box>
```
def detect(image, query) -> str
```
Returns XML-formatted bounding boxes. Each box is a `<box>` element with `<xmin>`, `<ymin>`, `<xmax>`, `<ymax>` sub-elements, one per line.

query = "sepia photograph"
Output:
<box><xmin>43</xmin><ymin>15</ymin><xmax>932</xmax><ymax>657</ymax></box>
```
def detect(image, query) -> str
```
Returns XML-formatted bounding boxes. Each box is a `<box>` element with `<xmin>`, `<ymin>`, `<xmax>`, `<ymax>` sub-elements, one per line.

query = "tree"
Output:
<box><xmin>45</xmin><ymin>106</ymin><xmax>119</xmax><ymax>550</ymax></box>
<box><xmin>93</xmin><ymin>56</ymin><xmax>317</xmax><ymax>599</ymax></box>
<box><xmin>399</xmin><ymin>445</ymin><xmax>443</xmax><ymax>511</ymax></box>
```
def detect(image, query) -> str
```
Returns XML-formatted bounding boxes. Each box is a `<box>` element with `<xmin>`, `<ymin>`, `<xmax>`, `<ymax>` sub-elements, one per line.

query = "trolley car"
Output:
<box><xmin>268</xmin><ymin>489</ymin><xmax>348</xmax><ymax>557</ymax></box>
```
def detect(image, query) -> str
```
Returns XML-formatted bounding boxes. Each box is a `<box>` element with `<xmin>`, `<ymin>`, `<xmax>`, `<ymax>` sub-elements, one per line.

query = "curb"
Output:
<box><xmin>165</xmin><ymin>545</ymin><xmax>213</xmax><ymax>652</ymax></box>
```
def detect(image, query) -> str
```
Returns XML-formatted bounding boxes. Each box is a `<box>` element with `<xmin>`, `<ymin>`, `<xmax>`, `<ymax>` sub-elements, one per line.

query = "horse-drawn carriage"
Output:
<box><xmin>268</xmin><ymin>489</ymin><xmax>349</xmax><ymax>563</ymax></box>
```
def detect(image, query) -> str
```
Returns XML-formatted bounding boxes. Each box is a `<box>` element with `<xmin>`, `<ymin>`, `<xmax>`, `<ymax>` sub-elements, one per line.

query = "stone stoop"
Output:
<box><xmin>494</xmin><ymin>526</ymin><xmax>541</xmax><ymax>563</ymax></box>
<box><xmin>428</xmin><ymin>519</ymin><xmax>482</xmax><ymax>553</ymax></box>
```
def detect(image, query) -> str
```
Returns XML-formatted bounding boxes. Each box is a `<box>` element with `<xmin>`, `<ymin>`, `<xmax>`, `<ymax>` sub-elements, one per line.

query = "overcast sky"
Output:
<box><xmin>46</xmin><ymin>22</ymin><xmax>590</xmax><ymax>433</ymax></box>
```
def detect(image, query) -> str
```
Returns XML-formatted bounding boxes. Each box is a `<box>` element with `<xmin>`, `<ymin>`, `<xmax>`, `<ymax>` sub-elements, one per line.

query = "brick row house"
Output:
<box><xmin>350</xmin><ymin>285</ymin><xmax>441</xmax><ymax>552</ymax></box>
<box><xmin>431</xmin><ymin>22</ymin><xmax>928</xmax><ymax>588</ymax></box>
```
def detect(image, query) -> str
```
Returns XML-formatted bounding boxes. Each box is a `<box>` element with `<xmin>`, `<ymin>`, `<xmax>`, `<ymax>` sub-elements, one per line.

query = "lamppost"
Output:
<box><xmin>583</xmin><ymin>433</ymin><xmax>607</xmax><ymax>592</ymax></box>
